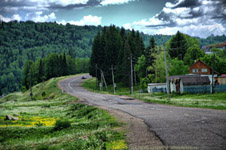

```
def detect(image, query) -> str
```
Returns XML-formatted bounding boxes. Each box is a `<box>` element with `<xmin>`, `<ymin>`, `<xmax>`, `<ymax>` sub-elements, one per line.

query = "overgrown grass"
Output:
<box><xmin>0</xmin><ymin>75</ymin><xmax>127</xmax><ymax>150</ymax></box>
<box><xmin>83</xmin><ymin>78</ymin><xmax>140</xmax><ymax>95</ymax></box>
<box><xmin>83</xmin><ymin>78</ymin><xmax>226</xmax><ymax>110</ymax></box>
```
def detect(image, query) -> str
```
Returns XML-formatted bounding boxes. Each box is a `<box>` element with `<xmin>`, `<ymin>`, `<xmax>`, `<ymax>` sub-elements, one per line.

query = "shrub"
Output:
<box><xmin>54</xmin><ymin>120</ymin><xmax>71</xmax><ymax>131</ymax></box>
<box><xmin>42</xmin><ymin>91</ymin><xmax>46</xmax><ymax>97</ymax></box>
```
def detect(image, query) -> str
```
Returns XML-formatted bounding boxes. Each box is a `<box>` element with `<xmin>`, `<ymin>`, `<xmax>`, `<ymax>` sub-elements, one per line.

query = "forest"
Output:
<box><xmin>0</xmin><ymin>21</ymin><xmax>226</xmax><ymax>95</ymax></box>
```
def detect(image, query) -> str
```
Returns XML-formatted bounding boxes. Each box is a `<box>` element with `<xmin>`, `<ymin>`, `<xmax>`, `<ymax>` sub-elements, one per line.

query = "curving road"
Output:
<box><xmin>59</xmin><ymin>75</ymin><xmax>226</xmax><ymax>150</ymax></box>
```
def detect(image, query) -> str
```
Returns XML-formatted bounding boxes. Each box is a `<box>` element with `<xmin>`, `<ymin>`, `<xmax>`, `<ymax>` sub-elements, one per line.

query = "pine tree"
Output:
<box><xmin>121</xmin><ymin>40</ymin><xmax>131</xmax><ymax>85</ymax></box>
<box><xmin>169</xmin><ymin>31</ymin><xmax>188</xmax><ymax>60</ymax></box>
<box><xmin>22</xmin><ymin>60</ymin><xmax>34</xmax><ymax>89</ymax></box>
<box><xmin>38</xmin><ymin>59</ymin><xmax>44</xmax><ymax>82</ymax></box>
<box><xmin>89</xmin><ymin>32</ymin><xmax>101</xmax><ymax>77</ymax></box>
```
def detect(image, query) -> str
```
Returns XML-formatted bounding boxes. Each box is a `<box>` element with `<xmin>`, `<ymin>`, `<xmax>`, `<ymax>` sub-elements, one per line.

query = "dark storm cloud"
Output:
<box><xmin>48</xmin><ymin>0</ymin><xmax>101</xmax><ymax>9</ymax></box>
<box><xmin>146</xmin><ymin>0</ymin><xmax>226</xmax><ymax>28</ymax></box>
<box><xmin>0</xmin><ymin>0</ymin><xmax>31</xmax><ymax>7</ymax></box>
<box><xmin>171</xmin><ymin>0</ymin><xmax>201</xmax><ymax>8</ymax></box>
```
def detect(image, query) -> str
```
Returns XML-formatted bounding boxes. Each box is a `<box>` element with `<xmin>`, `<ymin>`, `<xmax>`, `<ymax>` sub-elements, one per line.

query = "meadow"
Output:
<box><xmin>0</xmin><ymin>75</ymin><xmax>127</xmax><ymax>150</ymax></box>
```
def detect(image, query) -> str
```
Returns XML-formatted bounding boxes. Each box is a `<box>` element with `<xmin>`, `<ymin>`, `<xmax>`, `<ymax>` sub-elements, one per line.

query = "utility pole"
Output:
<box><xmin>211</xmin><ymin>54</ymin><xmax>215</xmax><ymax>94</ymax></box>
<box><xmin>95</xmin><ymin>64</ymin><xmax>98</xmax><ymax>91</ymax></box>
<box><xmin>134</xmin><ymin>65</ymin><xmax>136</xmax><ymax>86</ymax></box>
<box><xmin>100</xmin><ymin>70</ymin><xmax>103</xmax><ymax>91</ymax></box>
<box><xmin>164</xmin><ymin>44</ymin><xmax>170</xmax><ymax>100</ymax></box>
<box><xmin>130</xmin><ymin>54</ymin><xmax>133</xmax><ymax>94</ymax></box>
<box><xmin>29</xmin><ymin>63</ymin><xmax>33</xmax><ymax>101</ymax></box>
<box><xmin>111</xmin><ymin>65</ymin><xmax>116</xmax><ymax>94</ymax></box>
<box><xmin>101</xmin><ymin>70</ymin><xmax>109</xmax><ymax>93</ymax></box>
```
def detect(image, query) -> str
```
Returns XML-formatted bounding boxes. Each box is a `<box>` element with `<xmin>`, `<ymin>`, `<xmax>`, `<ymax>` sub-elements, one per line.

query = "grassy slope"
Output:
<box><xmin>0</xmin><ymin>75</ymin><xmax>127</xmax><ymax>150</ymax></box>
<box><xmin>83</xmin><ymin>78</ymin><xmax>226</xmax><ymax>110</ymax></box>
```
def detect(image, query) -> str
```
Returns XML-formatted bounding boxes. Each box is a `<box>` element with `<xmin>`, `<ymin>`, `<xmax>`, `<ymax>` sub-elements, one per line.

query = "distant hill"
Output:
<box><xmin>198</xmin><ymin>35</ymin><xmax>226</xmax><ymax>47</ymax></box>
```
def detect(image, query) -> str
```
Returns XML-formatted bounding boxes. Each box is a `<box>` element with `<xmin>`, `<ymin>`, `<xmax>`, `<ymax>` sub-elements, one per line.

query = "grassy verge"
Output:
<box><xmin>0</xmin><ymin>75</ymin><xmax>127</xmax><ymax>150</ymax></box>
<box><xmin>83</xmin><ymin>78</ymin><xmax>226</xmax><ymax>110</ymax></box>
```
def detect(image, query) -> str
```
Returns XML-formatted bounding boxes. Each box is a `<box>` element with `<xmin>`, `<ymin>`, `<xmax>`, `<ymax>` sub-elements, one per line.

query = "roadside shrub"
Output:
<box><xmin>54</xmin><ymin>120</ymin><xmax>71</xmax><ymax>131</ymax></box>
<box><xmin>42</xmin><ymin>91</ymin><xmax>46</xmax><ymax>97</ymax></box>
<box><xmin>21</xmin><ymin>86</ymin><xmax>27</xmax><ymax>93</ymax></box>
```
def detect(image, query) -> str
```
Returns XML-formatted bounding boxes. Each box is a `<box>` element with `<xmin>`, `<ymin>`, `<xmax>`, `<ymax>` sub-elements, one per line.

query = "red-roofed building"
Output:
<box><xmin>202</xmin><ymin>42</ymin><xmax>226</xmax><ymax>54</ymax></box>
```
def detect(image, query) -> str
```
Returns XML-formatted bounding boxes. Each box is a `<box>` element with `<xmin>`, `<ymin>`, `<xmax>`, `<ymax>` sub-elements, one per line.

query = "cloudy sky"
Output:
<box><xmin>0</xmin><ymin>0</ymin><xmax>225</xmax><ymax>38</ymax></box>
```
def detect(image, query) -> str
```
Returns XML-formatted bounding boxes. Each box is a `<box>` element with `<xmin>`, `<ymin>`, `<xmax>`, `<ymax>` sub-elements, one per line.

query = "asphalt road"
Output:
<box><xmin>59</xmin><ymin>75</ymin><xmax>226</xmax><ymax>150</ymax></box>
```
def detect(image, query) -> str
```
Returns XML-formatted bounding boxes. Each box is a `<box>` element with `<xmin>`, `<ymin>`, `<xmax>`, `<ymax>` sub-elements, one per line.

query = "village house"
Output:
<box><xmin>202</xmin><ymin>42</ymin><xmax>226</xmax><ymax>54</ymax></box>
<box><xmin>148</xmin><ymin>60</ymin><xmax>226</xmax><ymax>94</ymax></box>
<box><xmin>189</xmin><ymin>59</ymin><xmax>217</xmax><ymax>85</ymax></box>
<box><xmin>169</xmin><ymin>75</ymin><xmax>210</xmax><ymax>94</ymax></box>
<box><xmin>189</xmin><ymin>59</ymin><xmax>212</xmax><ymax>75</ymax></box>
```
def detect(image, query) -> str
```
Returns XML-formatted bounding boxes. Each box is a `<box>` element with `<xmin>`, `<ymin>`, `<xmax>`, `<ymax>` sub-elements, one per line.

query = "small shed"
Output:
<box><xmin>169</xmin><ymin>75</ymin><xmax>210</xmax><ymax>94</ymax></box>
<box><xmin>147</xmin><ymin>83</ymin><xmax>166</xmax><ymax>93</ymax></box>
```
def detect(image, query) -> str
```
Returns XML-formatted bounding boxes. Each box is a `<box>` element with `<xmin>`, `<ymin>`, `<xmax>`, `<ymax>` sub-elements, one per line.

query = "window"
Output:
<box><xmin>201</xmin><ymin>68</ymin><xmax>208</xmax><ymax>72</ymax></box>
<box><xmin>192</xmin><ymin>69</ymin><xmax>198</xmax><ymax>73</ymax></box>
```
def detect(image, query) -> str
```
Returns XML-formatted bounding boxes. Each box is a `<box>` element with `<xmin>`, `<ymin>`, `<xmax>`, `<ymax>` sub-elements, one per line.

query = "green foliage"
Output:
<box><xmin>148</xmin><ymin>50</ymin><xmax>169</xmax><ymax>83</ymax></box>
<box><xmin>168</xmin><ymin>31</ymin><xmax>188</xmax><ymax>60</ymax></box>
<box><xmin>169</xmin><ymin>58</ymin><xmax>189</xmax><ymax>75</ymax></box>
<box><xmin>0</xmin><ymin>21</ymin><xmax>100</xmax><ymax>95</ymax></box>
<box><xmin>54</xmin><ymin>120</ymin><xmax>71</xmax><ymax>131</ymax></box>
<box><xmin>90</xmin><ymin>26</ymin><xmax>145</xmax><ymax>86</ymax></box>
<box><xmin>199</xmin><ymin>34</ymin><xmax>226</xmax><ymax>46</ymax></box>
<box><xmin>21</xmin><ymin>53</ymin><xmax>79</xmax><ymax>90</ymax></box>
<box><xmin>183</xmin><ymin>45</ymin><xmax>205</xmax><ymax>66</ymax></box>
<box><xmin>135</xmin><ymin>55</ymin><xmax>146</xmax><ymax>79</ymax></box>
<box><xmin>200</xmin><ymin>54</ymin><xmax>226</xmax><ymax>74</ymax></box>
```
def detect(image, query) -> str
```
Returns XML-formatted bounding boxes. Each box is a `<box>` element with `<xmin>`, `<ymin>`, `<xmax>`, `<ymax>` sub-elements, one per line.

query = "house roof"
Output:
<box><xmin>181</xmin><ymin>76</ymin><xmax>210</xmax><ymax>85</ymax></box>
<box><xmin>190</xmin><ymin>59</ymin><xmax>212</xmax><ymax>71</ymax></box>
<box><xmin>206</xmin><ymin>42</ymin><xmax>226</xmax><ymax>49</ymax></box>
<box><xmin>169</xmin><ymin>75</ymin><xmax>210</xmax><ymax>86</ymax></box>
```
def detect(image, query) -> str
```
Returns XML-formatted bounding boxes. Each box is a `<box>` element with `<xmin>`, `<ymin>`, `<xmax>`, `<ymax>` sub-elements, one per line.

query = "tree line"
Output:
<box><xmin>0</xmin><ymin>21</ymin><xmax>225</xmax><ymax>95</ymax></box>
<box><xmin>89</xmin><ymin>25</ymin><xmax>145</xmax><ymax>86</ymax></box>
<box><xmin>21</xmin><ymin>52</ymin><xmax>86</xmax><ymax>90</ymax></box>
<box><xmin>90</xmin><ymin>29</ymin><xmax>226</xmax><ymax>91</ymax></box>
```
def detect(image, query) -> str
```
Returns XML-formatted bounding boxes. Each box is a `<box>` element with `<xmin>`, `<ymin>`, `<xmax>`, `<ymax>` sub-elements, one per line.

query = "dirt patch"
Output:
<box><xmin>79</xmin><ymin>99</ymin><xmax>164</xmax><ymax>150</ymax></box>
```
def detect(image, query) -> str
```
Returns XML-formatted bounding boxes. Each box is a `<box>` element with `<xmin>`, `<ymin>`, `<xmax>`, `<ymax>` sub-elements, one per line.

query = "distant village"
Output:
<box><xmin>148</xmin><ymin>42</ymin><xmax>226</xmax><ymax>94</ymax></box>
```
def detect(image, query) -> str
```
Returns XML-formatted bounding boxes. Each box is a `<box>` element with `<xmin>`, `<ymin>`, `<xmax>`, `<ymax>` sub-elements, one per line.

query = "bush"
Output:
<box><xmin>54</xmin><ymin>120</ymin><xmax>71</xmax><ymax>131</ymax></box>
<box><xmin>42</xmin><ymin>91</ymin><xmax>46</xmax><ymax>97</ymax></box>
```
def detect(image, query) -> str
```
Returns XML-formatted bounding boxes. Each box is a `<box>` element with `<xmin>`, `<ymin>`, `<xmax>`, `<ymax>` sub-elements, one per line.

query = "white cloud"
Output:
<box><xmin>12</xmin><ymin>14</ymin><xmax>21</xmax><ymax>21</ymax></box>
<box><xmin>0</xmin><ymin>15</ymin><xmax>12</xmax><ymax>22</ymax></box>
<box><xmin>58</xmin><ymin>15</ymin><xmax>102</xmax><ymax>26</ymax></box>
<box><xmin>100</xmin><ymin>0</ymin><xmax>135</xmax><ymax>6</ymax></box>
<box><xmin>123</xmin><ymin>23</ymin><xmax>132</xmax><ymax>30</ymax></box>
<box><xmin>0</xmin><ymin>14</ymin><xmax>22</xmax><ymax>22</ymax></box>
<box><xmin>125</xmin><ymin>0</ymin><xmax>226</xmax><ymax>38</ymax></box>
<box><xmin>25</xmin><ymin>11</ymin><xmax>56</xmax><ymax>22</ymax></box>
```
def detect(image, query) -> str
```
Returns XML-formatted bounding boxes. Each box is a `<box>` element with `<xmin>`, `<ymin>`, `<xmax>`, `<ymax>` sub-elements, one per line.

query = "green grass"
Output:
<box><xmin>83</xmin><ymin>78</ymin><xmax>226</xmax><ymax>110</ymax></box>
<box><xmin>0</xmin><ymin>75</ymin><xmax>127</xmax><ymax>150</ymax></box>
<box><xmin>83</xmin><ymin>78</ymin><xmax>140</xmax><ymax>95</ymax></box>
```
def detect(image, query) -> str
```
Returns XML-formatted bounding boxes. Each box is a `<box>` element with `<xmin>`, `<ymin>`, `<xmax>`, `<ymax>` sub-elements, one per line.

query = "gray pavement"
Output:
<box><xmin>59</xmin><ymin>75</ymin><xmax>226</xmax><ymax>150</ymax></box>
